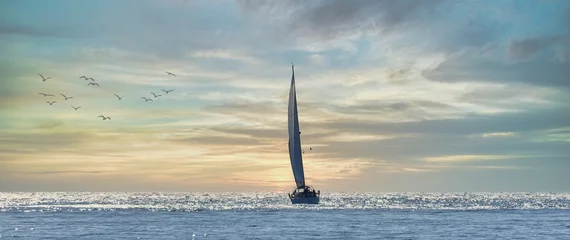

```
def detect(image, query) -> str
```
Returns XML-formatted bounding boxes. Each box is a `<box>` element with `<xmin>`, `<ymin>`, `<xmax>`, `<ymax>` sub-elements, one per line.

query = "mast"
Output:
<box><xmin>288</xmin><ymin>64</ymin><xmax>306</xmax><ymax>188</ymax></box>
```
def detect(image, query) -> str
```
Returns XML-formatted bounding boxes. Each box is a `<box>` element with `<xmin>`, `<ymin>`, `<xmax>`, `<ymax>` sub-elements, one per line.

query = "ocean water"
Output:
<box><xmin>1</xmin><ymin>192</ymin><xmax>569</xmax><ymax>239</ymax></box>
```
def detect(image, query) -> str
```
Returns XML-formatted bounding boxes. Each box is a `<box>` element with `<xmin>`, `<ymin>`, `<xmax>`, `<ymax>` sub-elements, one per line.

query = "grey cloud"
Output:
<box><xmin>423</xmin><ymin>52</ymin><xmax>570</xmax><ymax>88</ymax></box>
<box><xmin>306</xmin><ymin>110</ymin><xmax>570</xmax><ymax>164</ymax></box>
<box><xmin>0</xmin><ymin>131</ymin><xmax>91</xmax><ymax>149</ymax></box>
<box><xmin>337</xmin><ymin>100</ymin><xmax>453</xmax><ymax>114</ymax></box>
<box><xmin>556</xmin><ymin>48</ymin><xmax>570</xmax><ymax>62</ymax></box>
<box><xmin>314</xmin><ymin>133</ymin><xmax>570</xmax><ymax>164</ymax></box>
<box><xmin>456</xmin><ymin>86</ymin><xmax>544</xmax><ymax>109</ymax></box>
<box><xmin>318</xmin><ymin>107</ymin><xmax>570</xmax><ymax>137</ymax></box>
<box><xmin>171</xmin><ymin>135</ymin><xmax>266</xmax><ymax>146</ymax></box>
<box><xmin>28</xmin><ymin>170</ymin><xmax>107</xmax><ymax>175</ymax></box>
<box><xmin>237</xmin><ymin>0</ymin><xmax>305</xmax><ymax>13</ymax></box>
<box><xmin>507</xmin><ymin>35</ymin><xmax>568</xmax><ymax>61</ymax></box>
<box><xmin>326</xmin><ymin>101</ymin><xmax>455</xmax><ymax>123</ymax></box>
<box><xmin>239</xmin><ymin>0</ymin><xmax>446</xmax><ymax>40</ymax></box>
<box><xmin>459</xmin><ymin>87</ymin><xmax>521</xmax><ymax>103</ymax></box>
<box><xmin>210</xmin><ymin>127</ymin><xmax>285</xmax><ymax>140</ymax></box>
<box><xmin>204</xmin><ymin>101</ymin><xmax>277</xmax><ymax>111</ymax></box>
<box><xmin>35</xmin><ymin>120</ymin><xmax>65</xmax><ymax>130</ymax></box>
<box><xmin>0</xmin><ymin>130</ymin><xmax>118</xmax><ymax>162</ymax></box>
<box><xmin>0</xmin><ymin>23</ymin><xmax>66</xmax><ymax>38</ymax></box>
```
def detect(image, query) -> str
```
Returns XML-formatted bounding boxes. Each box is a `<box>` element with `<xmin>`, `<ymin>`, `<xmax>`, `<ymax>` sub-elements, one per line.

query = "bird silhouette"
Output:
<box><xmin>88</xmin><ymin>82</ymin><xmax>99</xmax><ymax>87</ymax></box>
<box><xmin>114</xmin><ymin>94</ymin><xmax>124</xmax><ymax>100</ymax></box>
<box><xmin>60</xmin><ymin>93</ymin><xmax>73</xmax><ymax>100</ymax></box>
<box><xmin>165</xmin><ymin>71</ymin><xmax>176</xmax><ymax>77</ymax></box>
<box><xmin>38</xmin><ymin>74</ymin><xmax>51</xmax><ymax>82</ymax></box>
<box><xmin>161</xmin><ymin>89</ymin><xmax>175</xmax><ymax>94</ymax></box>
<box><xmin>150</xmin><ymin>92</ymin><xmax>162</xmax><ymax>98</ymax></box>
<box><xmin>79</xmin><ymin>76</ymin><xmax>87</xmax><ymax>80</ymax></box>
<box><xmin>141</xmin><ymin>97</ymin><xmax>153</xmax><ymax>102</ymax></box>
<box><xmin>98</xmin><ymin>115</ymin><xmax>111</xmax><ymax>120</ymax></box>
<box><xmin>71</xmin><ymin>106</ymin><xmax>81</xmax><ymax>111</ymax></box>
<box><xmin>46</xmin><ymin>101</ymin><xmax>56</xmax><ymax>105</ymax></box>
<box><xmin>38</xmin><ymin>93</ymin><xmax>54</xmax><ymax>97</ymax></box>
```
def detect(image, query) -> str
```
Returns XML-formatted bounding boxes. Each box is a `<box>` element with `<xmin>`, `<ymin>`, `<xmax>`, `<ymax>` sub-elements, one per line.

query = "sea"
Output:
<box><xmin>1</xmin><ymin>192</ymin><xmax>569</xmax><ymax>239</ymax></box>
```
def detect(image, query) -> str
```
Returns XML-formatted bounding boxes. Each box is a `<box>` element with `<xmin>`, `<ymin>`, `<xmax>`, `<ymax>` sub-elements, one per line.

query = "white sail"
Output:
<box><xmin>288</xmin><ymin>65</ymin><xmax>305</xmax><ymax>188</ymax></box>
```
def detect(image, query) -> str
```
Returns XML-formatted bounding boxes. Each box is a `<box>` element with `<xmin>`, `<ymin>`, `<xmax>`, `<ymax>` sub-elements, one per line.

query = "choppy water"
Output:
<box><xmin>1</xmin><ymin>192</ymin><xmax>569</xmax><ymax>239</ymax></box>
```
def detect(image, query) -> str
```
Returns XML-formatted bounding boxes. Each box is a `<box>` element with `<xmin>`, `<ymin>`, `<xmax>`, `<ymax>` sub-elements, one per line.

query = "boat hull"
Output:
<box><xmin>290</xmin><ymin>196</ymin><xmax>320</xmax><ymax>204</ymax></box>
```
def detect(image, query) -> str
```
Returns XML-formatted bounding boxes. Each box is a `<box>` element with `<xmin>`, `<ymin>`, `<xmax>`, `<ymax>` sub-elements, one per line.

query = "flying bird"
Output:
<box><xmin>150</xmin><ymin>92</ymin><xmax>162</xmax><ymax>98</ymax></box>
<box><xmin>79</xmin><ymin>76</ymin><xmax>87</xmax><ymax>80</ymax></box>
<box><xmin>60</xmin><ymin>93</ymin><xmax>73</xmax><ymax>100</ymax></box>
<box><xmin>46</xmin><ymin>101</ymin><xmax>56</xmax><ymax>105</ymax></box>
<box><xmin>161</xmin><ymin>89</ymin><xmax>175</xmax><ymax>94</ymax></box>
<box><xmin>88</xmin><ymin>82</ymin><xmax>99</xmax><ymax>87</ymax></box>
<box><xmin>165</xmin><ymin>71</ymin><xmax>176</xmax><ymax>77</ymax></box>
<box><xmin>71</xmin><ymin>106</ymin><xmax>81</xmax><ymax>111</ymax></box>
<box><xmin>104</xmin><ymin>116</ymin><xmax>111</xmax><ymax>120</ymax></box>
<box><xmin>38</xmin><ymin>74</ymin><xmax>51</xmax><ymax>82</ymax></box>
<box><xmin>98</xmin><ymin>115</ymin><xmax>111</xmax><ymax>120</ymax></box>
<box><xmin>114</xmin><ymin>94</ymin><xmax>124</xmax><ymax>100</ymax></box>
<box><xmin>38</xmin><ymin>93</ymin><xmax>54</xmax><ymax>97</ymax></box>
<box><xmin>141</xmin><ymin>97</ymin><xmax>153</xmax><ymax>102</ymax></box>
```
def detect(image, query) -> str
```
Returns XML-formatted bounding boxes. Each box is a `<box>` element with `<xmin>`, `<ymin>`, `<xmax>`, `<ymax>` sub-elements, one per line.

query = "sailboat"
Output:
<box><xmin>287</xmin><ymin>64</ymin><xmax>320</xmax><ymax>204</ymax></box>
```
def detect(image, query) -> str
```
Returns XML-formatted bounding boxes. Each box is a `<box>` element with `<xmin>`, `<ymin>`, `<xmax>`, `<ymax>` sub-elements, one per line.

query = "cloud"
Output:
<box><xmin>238</xmin><ymin>0</ymin><xmax>447</xmax><ymax>46</ymax></box>
<box><xmin>308</xmin><ymin>54</ymin><xmax>328</xmax><ymax>66</ymax></box>
<box><xmin>423</xmin><ymin>155</ymin><xmax>518</xmax><ymax>162</ymax></box>
<box><xmin>2</xmin><ymin>0</ymin><xmax>570</xmax><ymax>191</ymax></box>
<box><xmin>0</xmin><ymin>23</ymin><xmax>65</xmax><ymax>38</ymax></box>
<box><xmin>289</xmin><ymin>0</ymin><xmax>445</xmax><ymax>39</ymax></box>
<box><xmin>422</xmin><ymin>50</ymin><xmax>570</xmax><ymax>88</ymax></box>
<box><xmin>482</xmin><ymin>132</ymin><xmax>516</xmax><ymax>138</ymax></box>
<box><xmin>401</xmin><ymin>168</ymin><xmax>433</xmax><ymax>172</ymax></box>
<box><xmin>323</xmin><ymin>107</ymin><xmax>570</xmax><ymax>136</ymax></box>
<box><xmin>507</xmin><ymin>35</ymin><xmax>568</xmax><ymax>61</ymax></box>
<box><xmin>170</xmin><ymin>135</ymin><xmax>266</xmax><ymax>147</ymax></box>
<box><xmin>188</xmin><ymin>49</ymin><xmax>260</xmax><ymax>64</ymax></box>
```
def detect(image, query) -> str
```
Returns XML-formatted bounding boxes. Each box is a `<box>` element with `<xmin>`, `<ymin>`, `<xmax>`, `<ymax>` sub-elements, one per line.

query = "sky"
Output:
<box><xmin>1</xmin><ymin>0</ymin><xmax>569</xmax><ymax>192</ymax></box>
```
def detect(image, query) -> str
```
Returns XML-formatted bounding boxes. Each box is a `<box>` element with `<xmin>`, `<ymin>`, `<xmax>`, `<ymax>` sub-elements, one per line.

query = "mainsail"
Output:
<box><xmin>288</xmin><ymin>64</ymin><xmax>305</xmax><ymax>188</ymax></box>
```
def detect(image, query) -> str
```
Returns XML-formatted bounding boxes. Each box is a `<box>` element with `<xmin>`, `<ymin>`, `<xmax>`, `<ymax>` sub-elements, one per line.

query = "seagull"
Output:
<box><xmin>46</xmin><ymin>101</ymin><xmax>56</xmax><ymax>105</ymax></box>
<box><xmin>60</xmin><ymin>93</ymin><xmax>73</xmax><ymax>100</ymax></box>
<box><xmin>114</xmin><ymin>94</ymin><xmax>124</xmax><ymax>100</ymax></box>
<box><xmin>161</xmin><ymin>89</ymin><xmax>175</xmax><ymax>94</ymax></box>
<box><xmin>103</xmin><ymin>116</ymin><xmax>111</xmax><ymax>120</ymax></box>
<box><xmin>38</xmin><ymin>93</ymin><xmax>54</xmax><ymax>97</ymax></box>
<box><xmin>88</xmin><ymin>82</ymin><xmax>99</xmax><ymax>87</ymax></box>
<box><xmin>38</xmin><ymin>74</ymin><xmax>51</xmax><ymax>82</ymax></box>
<box><xmin>150</xmin><ymin>92</ymin><xmax>162</xmax><ymax>98</ymax></box>
<box><xmin>71</xmin><ymin>106</ymin><xmax>81</xmax><ymax>111</ymax></box>
<box><xmin>79</xmin><ymin>76</ymin><xmax>87</xmax><ymax>80</ymax></box>
<box><xmin>141</xmin><ymin>97</ymin><xmax>153</xmax><ymax>102</ymax></box>
<box><xmin>165</xmin><ymin>71</ymin><xmax>176</xmax><ymax>77</ymax></box>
